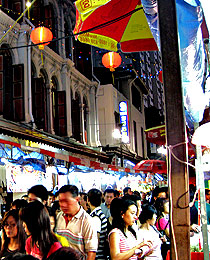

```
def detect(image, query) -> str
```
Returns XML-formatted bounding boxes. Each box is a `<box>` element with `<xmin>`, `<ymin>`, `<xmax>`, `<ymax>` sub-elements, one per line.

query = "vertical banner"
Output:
<box><xmin>119</xmin><ymin>101</ymin><xmax>129</xmax><ymax>143</ymax></box>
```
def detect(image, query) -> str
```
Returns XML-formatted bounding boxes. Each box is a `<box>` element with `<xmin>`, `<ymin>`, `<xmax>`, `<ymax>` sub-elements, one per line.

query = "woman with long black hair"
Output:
<box><xmin>0</xmin><ymin>209</ymin><xmax>27</xmax><ymax>259</ymax></box>
<box><xmin>19</xmin><ymin>201</ymin><xmax>62</xmax><ymax>260</ymax></box>
<box><xmin>108</xmin><ymin>198</ymin><xmax>153</xmax><ymax>260</ymax></box>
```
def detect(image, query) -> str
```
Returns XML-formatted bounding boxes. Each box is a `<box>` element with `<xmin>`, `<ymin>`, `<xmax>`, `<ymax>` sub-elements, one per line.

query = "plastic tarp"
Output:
<box><xmin>141</xmin><ymin>0</ymin><xmax>210</xmax><ymax>123</ymax></box>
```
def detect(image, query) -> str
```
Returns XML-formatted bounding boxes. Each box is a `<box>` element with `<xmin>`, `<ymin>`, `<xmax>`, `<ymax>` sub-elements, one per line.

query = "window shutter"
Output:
<box><xmin>44</xmin><ymin>5</ymin><xmax>53</xmax><ymax>28</ymax></box>
<box><xmin>12</xmin><ymin>0</ymin><xmax>22</xmax><ymax>14</ymax></box>
<box><xmin>0</xmin><ymin>55</ymin><xmax>3</xmax><ymax>114</ymax></box>
<box><xmin>12</xmin><ymin>64</ymin><xmax>25</xmax><ymax>121</ymax></box>
<box><xmin>1</xmin><ymin>1</ymin><xmax>8</xmax><ymax>8</ymax></box>
<box><xmin>55</xmin><ymin>91</ymin><xmax>67</xmax><ymax>136</ymax></box>
<box><xmin>31</xmin><ymin>0</ymin><xmax>41</xmax><ymax>27</ymax></box>
<box><xmin>32</xmin><ymin>77</ymin><xmax>47</xmax><ymax>130</ymax></box>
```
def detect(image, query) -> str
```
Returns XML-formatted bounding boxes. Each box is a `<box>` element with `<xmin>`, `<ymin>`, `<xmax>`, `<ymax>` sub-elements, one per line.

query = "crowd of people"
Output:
<box><xmin>0</xmin><ymin>184</ymin><xmax>171</xmax><ymax>260</ymax></box>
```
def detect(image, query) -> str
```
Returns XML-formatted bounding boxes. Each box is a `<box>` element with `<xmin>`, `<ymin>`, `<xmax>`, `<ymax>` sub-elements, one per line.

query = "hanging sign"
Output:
<box><xmin>119</xmin><ymin>101</ymin><xmax>129</xmax><ymax>143</ymax></box>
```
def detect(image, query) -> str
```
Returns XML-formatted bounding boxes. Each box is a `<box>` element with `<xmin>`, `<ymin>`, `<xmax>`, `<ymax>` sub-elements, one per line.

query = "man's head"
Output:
<box><xmin>104</xmin><ymin>188</ymin><xmax>115</xmax><ymax>207</ymax></box>
<box><xmin>205</xmin><ymin>189</ymin><xmax>210</xmax><ymax>202</ymax></box>
<box><xmin>123</xmin><ymin>187</ymin><xmax>132</xmax><ymax>196</ymax></box>
<box><xmin>28</xmin><ymin>185</ymin><xmax>48</xmax><ymax>205</ymax></box>
<box><xmin>79</xmin><ymin>192</ymin><xmax>89</xmax><ymax>211</ymax></box>
<box><xmin>152</xmin><ymin>187</ymin><xmax>167</xmax><ymax>201</ymax></box>
<box><xmin>87</xmin><ymin>188</ymin><xmax>102</xmax><ymax>208</ymax></box>
<box><xmin>58</xmin><ymin>185</ymin><xmax>80</xmax><ymax>216</ymax></box>
<box><xmin>48</xmin><ymin>192</ymin><xmax>55</xmax><ymax>207</ymax></box>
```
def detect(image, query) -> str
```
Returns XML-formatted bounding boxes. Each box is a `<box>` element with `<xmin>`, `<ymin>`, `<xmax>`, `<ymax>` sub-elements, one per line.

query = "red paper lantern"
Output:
<box><xmin>30</xmin><ymin>27</ymin><xmax>53</xmax><ymax>50</ymax></box>
<box><xmin>102</xmin><ymin>52</ymin><xmax>122</xmax><ymax>71</ymax></box>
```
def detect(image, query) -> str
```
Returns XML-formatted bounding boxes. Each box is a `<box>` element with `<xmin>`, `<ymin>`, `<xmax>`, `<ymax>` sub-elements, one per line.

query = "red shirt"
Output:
<box><xmin>25</xmin><ymin>236</ymin><xmax>62</xmax><ymax>260</ymax></box>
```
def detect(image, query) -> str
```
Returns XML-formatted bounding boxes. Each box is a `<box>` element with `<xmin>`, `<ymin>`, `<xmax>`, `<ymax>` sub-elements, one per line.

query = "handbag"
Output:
<box><xmin>157</xmin><ymin>217</ymin><xmax>170</xmax><ymax>260</ymax></box>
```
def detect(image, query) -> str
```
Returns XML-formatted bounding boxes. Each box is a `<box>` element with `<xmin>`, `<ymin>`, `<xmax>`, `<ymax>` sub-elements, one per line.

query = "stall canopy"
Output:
<box><xmin>133</xmin><ymin>159</ymin><xmax>167</xmax><ymax>174</ymax></box>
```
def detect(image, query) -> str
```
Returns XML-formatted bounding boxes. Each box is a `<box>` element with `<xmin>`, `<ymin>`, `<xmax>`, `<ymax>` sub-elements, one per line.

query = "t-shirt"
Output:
<box><xmin>100</xmin><ymin>203</ymin><xmax>111</xmax><ymax>219</ymax></box>
<box><xmin>195</xmin><ymin>201</ymin><xmax>210</xmax><ymax>224</ymax></box>
<box><xmin>56</xmin><ymin>207</ymin><xmax>98</xmax><ymax>258</ymax></box>
<box><xmin>25</xmin><ymin>236</ymin><xmax>62</xmax><ymax>260</ymax></box>
<box><xmin>90</xmin><ymin>207</ymin><xmax>108</xmax><ymax>260</ymax></box>
<box><xmin>138</xmin><ymin>227</ymin><xmax>162</xmax><ymax>260</ymax></box>
<box><xmin>108</xmin><ymin>228</ymin><xmax>138</xmax><ymax>260</ymax></box>
<box><xmin>0</xmin><ymin>248</ymin><xmax>20</xmax><ymax>260</ymax></box>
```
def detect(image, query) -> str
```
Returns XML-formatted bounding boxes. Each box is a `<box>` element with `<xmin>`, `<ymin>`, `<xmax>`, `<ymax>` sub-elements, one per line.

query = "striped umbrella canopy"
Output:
<box><xmin>73</xmin><ymin>0</ymin><xmax>158</xmax><ymax>52</ymax></box>
<box><xmin>133</xmin><ymin>159</ymin><xmax>167</xmax><ymax>174</ymax></box>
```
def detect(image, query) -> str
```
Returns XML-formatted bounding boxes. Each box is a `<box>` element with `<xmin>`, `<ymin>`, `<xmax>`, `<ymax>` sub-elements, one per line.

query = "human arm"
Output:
<box><xmin>86</xmin><ymin>251</ymin><xmax>96</xmax><ymax>260</ymax></box>
<box><xmin>109</xmin><ymin>231</ymin><xmax>152</xmax><ymax>260</ymax></box>
<box><xmin>92</xmin><ymin>216</ymin><xmax>101</xmax><ymax>242</ymax></box>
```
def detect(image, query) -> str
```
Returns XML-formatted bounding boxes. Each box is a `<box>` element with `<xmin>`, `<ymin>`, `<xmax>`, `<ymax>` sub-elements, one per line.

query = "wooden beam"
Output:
<box><xmin>157</xmin><ymin>0</ymin><xmax>190</xmax><ymax>259</ymax></box>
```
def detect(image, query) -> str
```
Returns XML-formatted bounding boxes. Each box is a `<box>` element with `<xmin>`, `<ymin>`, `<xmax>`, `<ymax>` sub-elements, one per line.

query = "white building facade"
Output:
<box><xmin>97</xmin><ymin>80</ymin><xmax>147</xmax><ymax>163</ymax></box>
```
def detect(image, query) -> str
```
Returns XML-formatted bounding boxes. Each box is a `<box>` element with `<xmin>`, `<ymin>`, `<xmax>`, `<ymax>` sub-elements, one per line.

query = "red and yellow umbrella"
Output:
<box><xmin>73</xmin><ymin>0</ymin><xmax>158</xmax><ymax>52</ymax></box>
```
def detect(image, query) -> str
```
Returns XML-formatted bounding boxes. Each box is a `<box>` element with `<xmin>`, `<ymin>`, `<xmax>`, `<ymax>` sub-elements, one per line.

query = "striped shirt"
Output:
<box><xmin>56</xmin><ymin>207</ymin><xmax>98</xmax><ymax>258</ymax></box>
<box><xmin>109</xmin><ymin>228</ymin><xmax>138</xmax><ymax>260</ymax></box>
<box><xmin>90</xmin><ymin>207</ymin><xmax>108</xmax><ymax>260</ymax></box>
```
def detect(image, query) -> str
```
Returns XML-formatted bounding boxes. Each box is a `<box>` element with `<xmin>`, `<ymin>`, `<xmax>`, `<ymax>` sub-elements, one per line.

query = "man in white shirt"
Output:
<box><xmin>56</xmin><ymin>185</ymin><xmax>98</xmax><ymax>260</ymax></box>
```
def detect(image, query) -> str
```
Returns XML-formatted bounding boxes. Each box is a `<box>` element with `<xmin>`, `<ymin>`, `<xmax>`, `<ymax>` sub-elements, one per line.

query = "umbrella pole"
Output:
<box><xmin>194</xmin><ymin>122</ymin><xmax>209</xmax><ymax>259</ymax></box>
<box><xmin>157</xmin><ymin>0</ymin><xmax>190</xmax><ymax>259</ymax></box>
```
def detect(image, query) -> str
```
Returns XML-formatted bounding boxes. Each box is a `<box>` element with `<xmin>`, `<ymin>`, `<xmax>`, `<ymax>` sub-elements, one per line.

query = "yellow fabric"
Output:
<box><xmin>75</xmin><ymin>0</ymin><xmax>111</xmax><ymax>21</ymax></box>
<box><xmin>78</xmin><ymin>33</ymin><xmax>118</xmax><ymax>52</ymax></box>
<box><xmin>121</xmin><ymin>4</ymin><xmax>154</xmax><ymax>42</ymax></box>
<box><xmin>55</xmin><ymin>233</ymin><xmax>70</xmax><ymax>247</ymax></box>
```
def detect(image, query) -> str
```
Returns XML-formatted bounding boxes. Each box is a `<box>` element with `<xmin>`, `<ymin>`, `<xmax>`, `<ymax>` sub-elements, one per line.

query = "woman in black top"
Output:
<box><xmin>0</xmin><ymin>209</ymin><xmax>27</xmax><ymax>260</ymax></box>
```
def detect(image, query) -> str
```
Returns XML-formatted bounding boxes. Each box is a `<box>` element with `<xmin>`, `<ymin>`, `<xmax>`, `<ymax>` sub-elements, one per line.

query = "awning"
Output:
<box><xmin>0</xmin><ymin>117</ymin><xmax>108</xmax><ymax>162</ymax></box>
<box><xmin>0</xmin><ymin>136</ymin><xmax>142</xmax><ymax>175</ymax></box>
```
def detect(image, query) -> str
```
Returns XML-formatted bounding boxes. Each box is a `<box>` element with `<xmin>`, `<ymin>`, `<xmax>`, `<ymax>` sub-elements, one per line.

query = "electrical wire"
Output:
<box><xmin>0</xmin><ymin>7</ymin><xmax>143</xmax><ymax>51</ymax></box>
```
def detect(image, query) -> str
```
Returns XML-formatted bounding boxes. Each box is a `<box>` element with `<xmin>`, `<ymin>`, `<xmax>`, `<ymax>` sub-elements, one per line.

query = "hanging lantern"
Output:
<box><xmin>30</xmin><ymin>26</ymin><xmax>53</xmax><ymax>50</ymax></box>
<box><xmin>102</xmin><ymin>52</ymin><xmax>122</xmax><ymax>71</ymax></box>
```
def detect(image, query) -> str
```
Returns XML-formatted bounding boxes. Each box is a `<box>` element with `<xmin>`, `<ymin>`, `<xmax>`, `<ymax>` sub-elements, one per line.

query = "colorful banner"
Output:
<box><xmin>145</xmin><ymin>125</ymin><xmax>165</xmax><ymax>145</ymax></box>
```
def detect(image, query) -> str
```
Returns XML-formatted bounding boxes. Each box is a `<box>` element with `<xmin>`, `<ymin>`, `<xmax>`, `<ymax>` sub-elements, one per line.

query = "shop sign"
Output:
<box><xmin>119</xmin><ymin>101</ymin><xmax>129</xmax><ymax>143</ymax></box>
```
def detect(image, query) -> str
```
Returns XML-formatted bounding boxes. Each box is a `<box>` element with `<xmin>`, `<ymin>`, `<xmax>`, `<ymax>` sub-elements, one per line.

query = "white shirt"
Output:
<box><xmin>138</xmin><ymin>227</ymin><xmax>162</xmax><ymax>260</ymax></box>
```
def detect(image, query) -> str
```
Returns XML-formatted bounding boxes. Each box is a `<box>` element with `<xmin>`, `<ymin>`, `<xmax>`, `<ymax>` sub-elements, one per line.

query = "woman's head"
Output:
<box><xmin>1</xmin><ymin>209</ymin><xmax>26</xmax><ymax>253</ymax></box>
<box><xmin>19</xmin><ymin>201</ymin><xmax>57</xmax><ymax>257</ymax></box>
<box><xmin>154</xmin><ymin>198</ymin><xmax>169</xmax><ymax>217</ymax></box>
<box><xmin>2</xmin><ymin>210</ymin><xmax>19</xmax><ymax>239</ymax></box>
<box><xmin>139</xmin><ymin>204</ymin><xmax>157</xmax><ymax>225</ymax></box>
<box><xmin>19</xmin><ymin>200</ymin><xmax>51</xmax><ymax>238</ymax></box>
<box><xmin>110</xmin><ymin>198</ymin><xmax>137</xmax><ymax>237</ymax></box>
<box><xmin>46</xmin><ymin>247</ymin><xmax>83</xmax><ymax>260</ymax></box>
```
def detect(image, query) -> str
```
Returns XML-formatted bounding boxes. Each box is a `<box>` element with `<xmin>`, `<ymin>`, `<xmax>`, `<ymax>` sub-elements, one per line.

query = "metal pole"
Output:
<box><xmin>194</xmin><ymin>122</ymin><xmax>209</xmax><ymax>260</ymax></box>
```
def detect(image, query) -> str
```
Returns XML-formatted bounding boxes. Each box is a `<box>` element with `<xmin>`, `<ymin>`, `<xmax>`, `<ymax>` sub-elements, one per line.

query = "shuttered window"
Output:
<box><xmin>12</xmin><ymin>64</ymin><xmax>24</xmax><ymax>121</ymax></box>
<box><xmin>54</xmin><ymin>91</ymin><xmax>67</xmax><ymax>136</ymax></box>
<box><xmin>32</xmin><ymin>77</ymin><xmax>47</xmax><ymax>131</ymax></box>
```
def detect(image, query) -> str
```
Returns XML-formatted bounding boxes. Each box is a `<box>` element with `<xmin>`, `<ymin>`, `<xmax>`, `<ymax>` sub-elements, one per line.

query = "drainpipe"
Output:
<box><xmin>91</xmin><ymin>46</ymin><xmax>101</xmax><ymax>146</ymax></box>
<box><xmin>27</xmin><ymin>38</ymin><xmax>35</xmax><ymax>128</ymax></box>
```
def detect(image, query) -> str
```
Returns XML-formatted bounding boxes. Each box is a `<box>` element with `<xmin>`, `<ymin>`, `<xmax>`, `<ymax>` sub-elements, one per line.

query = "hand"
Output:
<box><xmin>138</xmin><ymin>240</ymin><xmax>153</xmax><ymax>249</ymax></box>
<box><xmin>160</xmin><ymin>235</ymin><xmax>167</xmax><ymax>243</ymax></box>
<box><xmin>190</xmin><ymin>224</ymin><xmax>200</xmax><ymax>233</ymax></box>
